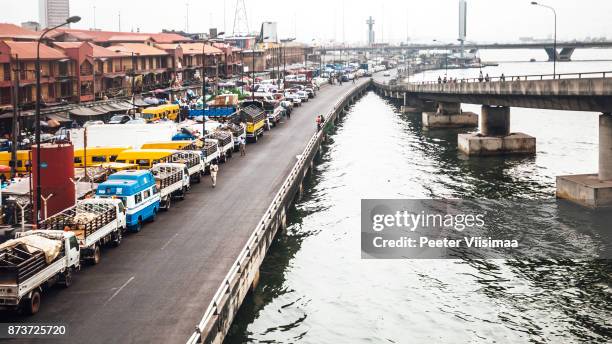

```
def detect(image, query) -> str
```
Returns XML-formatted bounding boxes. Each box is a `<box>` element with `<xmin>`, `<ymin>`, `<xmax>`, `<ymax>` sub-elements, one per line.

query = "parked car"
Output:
<box><xmin>126</xmin><ymin>118</ymin><xmax>147</xmax><ymax>125</ymax></box>
<box><xmin>383</xmin><ymin>71</ymin><xmax>391</xmax><ymax>76</ymax></box>
<box><xmin>83</xmin><ymin>120</ymin><xmax>104</xmax><ymax>128</ymax></box>
<box><xmin>108</xmin><ymin>115</ymin><xmax>132</xmax><ymax>124</ymax></box>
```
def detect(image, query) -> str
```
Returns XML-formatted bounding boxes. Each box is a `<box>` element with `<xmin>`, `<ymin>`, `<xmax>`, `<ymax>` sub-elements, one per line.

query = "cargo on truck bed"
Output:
<box><xmin>151</xmin><ymin>163</ymin><xmax>190</xmax><ymax>209</ymax></box>
<box><xmin>38</xmin><ymin>198</ymin><xmax>126</xmax><ymax>264</ymax></box>
<box><xmin>239</xmin><ymin>105</ymin><xmax>266</xmax><ymax>143</ymax></box>
<box><xmin>0</xmin><ymin>230</ymin><xmax>80</xmax><ymax>315</ymax></box>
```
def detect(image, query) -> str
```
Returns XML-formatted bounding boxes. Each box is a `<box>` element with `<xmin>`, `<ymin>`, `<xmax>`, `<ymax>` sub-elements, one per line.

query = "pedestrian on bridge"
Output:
<box><xmin>479</xmin><ymin>71</ymin><xmax>484</xmax><ymax>82</ymax></box>
<box><xmin>210</xmin><ymin>163</ymin><xmax>219</xmax><ymax>188</ymax></box>
<box><xmin>500</xmin><ymin>73</ymin><xmax>506</xmax><ymax>82</ymax></box>
<box><xmin>316</xmin><ymin>115</ymin><xmax>322</xmax><ymax>131</ymax></box>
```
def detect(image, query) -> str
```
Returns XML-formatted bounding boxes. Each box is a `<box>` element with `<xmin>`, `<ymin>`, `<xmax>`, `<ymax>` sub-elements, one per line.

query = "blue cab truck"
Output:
<box><xmin>96</xmin><ymin>170</ymin><xmax>161</xmax><ymax>232</ymax></box>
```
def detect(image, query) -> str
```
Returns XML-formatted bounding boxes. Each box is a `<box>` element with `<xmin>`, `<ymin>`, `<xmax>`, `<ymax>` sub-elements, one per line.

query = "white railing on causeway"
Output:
<box><xmin>186</xmin><ymin>80</ymin><xmax>368</xmax><ymax>344</ymax></box>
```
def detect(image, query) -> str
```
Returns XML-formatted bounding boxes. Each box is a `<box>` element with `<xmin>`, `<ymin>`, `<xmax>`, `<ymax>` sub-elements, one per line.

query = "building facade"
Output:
<box><xmin>39</xmin><ymin>0</ymin><xmax>70</xmax><ymax>29</ymax></box>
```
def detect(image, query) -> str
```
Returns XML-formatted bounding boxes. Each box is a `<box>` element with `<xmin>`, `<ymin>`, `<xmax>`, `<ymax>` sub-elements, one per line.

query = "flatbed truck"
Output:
<box><xmin>0</xmin><ymin>230</ymin><xmax>80</xmax><ymax>315</ymax></box>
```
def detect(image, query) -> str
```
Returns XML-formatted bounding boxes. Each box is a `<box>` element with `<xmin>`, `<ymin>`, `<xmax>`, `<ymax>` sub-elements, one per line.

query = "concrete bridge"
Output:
<box><xmin>318</xmin><ymin>41</ymin><xmax>612</xmax><ymax>61</ymax></box>
<box><xmin>371</xmin><ymin>71</ymin><xmax>612</xmax><ymax>208</ymax></box>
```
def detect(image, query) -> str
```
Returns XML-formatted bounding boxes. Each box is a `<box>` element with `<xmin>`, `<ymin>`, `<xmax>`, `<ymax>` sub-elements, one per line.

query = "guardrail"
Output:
<box><xmin>399</xmin><ymin>70</ymin><xmax>612</xmax><ymax>86</ymax></box>
<box><xmin>186</xmin><ymin>80</ymin><xmax>368</xmax><ymax>344</ymax></box>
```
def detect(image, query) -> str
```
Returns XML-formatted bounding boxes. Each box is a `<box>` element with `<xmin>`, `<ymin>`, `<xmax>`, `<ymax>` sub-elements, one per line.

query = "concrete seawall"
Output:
<box><xmin>187</xmin><ymin>81</ymin><xmax>370</xmax><ymax>344</ymax></box>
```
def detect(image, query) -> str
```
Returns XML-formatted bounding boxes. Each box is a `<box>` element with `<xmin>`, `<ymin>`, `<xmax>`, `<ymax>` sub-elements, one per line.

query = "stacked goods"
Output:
<box><xmin>211</xmin><ymin>94</ymin><xmax>239</xmax><ymax>106</ymax></box>
<box><xmin>211</xmin><ymin>131</ymin><xmax>232</xmax><ymax>147</ymax></box>
<box><xmin>240</xmin><ymin>105</ymin><xmax>266</xmax><ymax>124</ymax></box>
<box><xmin>167</xmin><ymin>151</ymin><xmax>200</xmax><ymax>169</ymax></box>
<box><xmin>39</xmin><ymin>202</ymin><xmax>117</xmax><ymax>240</ymax></box>
<box><xmin>0</xmin><ymin>233</ymin><xmax>63</xmax><ymax>284</ymax></box>
<box><xmin>223</xmin><ymin>123</ymin><xmax>245</xmax><ymax>137</ymax></box>
<box><xmin>202</xmin><ymin>141</ymin><xmax>218</xmax><ymax>157</ymax></box>
<box><xmin>151</xmin><ymin>165</ymin><xmax>183</xmax><ymax>190</ymax></box>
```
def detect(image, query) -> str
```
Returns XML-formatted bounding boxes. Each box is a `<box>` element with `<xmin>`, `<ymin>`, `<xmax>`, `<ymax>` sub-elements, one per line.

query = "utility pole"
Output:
<box><xmin>11</xmin><ymin>54</ymin><xmax>20</xmax><ymax>178</ymax></box>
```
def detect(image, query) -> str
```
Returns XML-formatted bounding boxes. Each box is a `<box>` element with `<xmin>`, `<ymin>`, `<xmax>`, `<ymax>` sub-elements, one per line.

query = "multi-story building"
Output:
<box><xmin>0</xmin><ymin>41</ymin><xmax>76</xmax><ymax>110</ymax></box>
<box><xmin>39</xmin><ymin>0</ymin><xmax>70</xmax><ymax>29</ymax></box>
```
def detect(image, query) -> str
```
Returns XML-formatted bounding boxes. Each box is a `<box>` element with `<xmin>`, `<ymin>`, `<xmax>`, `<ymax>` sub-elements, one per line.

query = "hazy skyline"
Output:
<box><xmin>3</xmin><ymin>0</ymin><xmax>612</xmax><ymax>44</ymax></box>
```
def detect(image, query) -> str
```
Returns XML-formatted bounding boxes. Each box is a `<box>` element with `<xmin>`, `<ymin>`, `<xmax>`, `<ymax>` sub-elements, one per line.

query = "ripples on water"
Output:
<box><xmin>226</xmin><ymin>65</ymin><xmax>611</xmax><ymax>343</ymax></box>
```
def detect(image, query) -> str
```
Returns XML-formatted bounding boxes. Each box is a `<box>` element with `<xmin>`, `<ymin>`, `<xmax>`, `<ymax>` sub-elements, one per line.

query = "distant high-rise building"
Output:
<box><xmin>366</xmin><ymin>16</ymin><xmax>375</xmax><ymax>46</ymax></box>
<box><xmin>39</xmin><ymin>0</ymin><xmax>70</xmax><ymax>28</ymax></box>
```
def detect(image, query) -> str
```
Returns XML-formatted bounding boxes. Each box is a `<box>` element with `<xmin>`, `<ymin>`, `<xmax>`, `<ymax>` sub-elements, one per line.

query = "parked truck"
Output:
<box><xmin>208</xmin><ymin>130</ymin><xmax>234</xmax><ymax>162</ymax></box>
<box><xmin>165</xmin><ymin>150</ymin><xmax>204</xmax><ymax>183</ymax></box>
<box><xmin>0</xmin><ymin>230</ymin><xmax>80</xmax><ymax>314</ymax></box>
<box><xmin>39</xmin><ymin>198</ymin><xmax>126</xmax><ymax>265</ymax></box>
<box><xmin>201</xmin><ymin>139</ymin><xmax>220</xmax><ymax>168</ymax></box>
<box><xmin>150</xmin><ymin>163</ymin><xmax>190</xmax><ymax>210</ymax></box>
<box><xmin>239</xmin><ymin>105</ymin><xmax>266</xmax><ymax>143</ymax></box>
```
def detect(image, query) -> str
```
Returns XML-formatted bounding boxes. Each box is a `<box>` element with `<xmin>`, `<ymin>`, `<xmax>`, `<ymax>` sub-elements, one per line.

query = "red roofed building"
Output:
<box><xmin>0</xmin><ymin>23</ymin><xmax>40</xmax><ymax>41</ymax></box>
<box><xmin>48</xmin><ymin>29</ymin><xmax>192</xmax><ymax>46</ymax></box>
<box><xmin>0</xmin><ymin>41</ymin><xmax>76</xmax><ymax>109</ymax></box>
<box><xmin>109</xmin><ymin>43</ymin><xmax>171</xmax><ymax>92</ymax></box>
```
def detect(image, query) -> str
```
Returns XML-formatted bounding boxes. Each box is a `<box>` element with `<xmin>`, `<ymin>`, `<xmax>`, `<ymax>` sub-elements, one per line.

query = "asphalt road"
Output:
<box><xmin>1</xmin><ymin>78</ymin><xmax>370</xmax><ymax>344</ymax></box>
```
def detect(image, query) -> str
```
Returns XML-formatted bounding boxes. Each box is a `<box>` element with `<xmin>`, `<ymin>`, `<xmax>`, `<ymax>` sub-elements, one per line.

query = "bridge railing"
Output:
<box><xmin>401</xmin><ymin>70</ymin><xmax>612</xmax><ymax>86</ymax></box>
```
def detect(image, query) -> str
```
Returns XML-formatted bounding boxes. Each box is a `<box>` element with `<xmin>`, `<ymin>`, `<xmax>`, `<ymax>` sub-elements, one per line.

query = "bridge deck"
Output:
<box><xmin>1</xmin><ymin>79</ymin><xmax>369</xmax><ymax>344</ymax></box>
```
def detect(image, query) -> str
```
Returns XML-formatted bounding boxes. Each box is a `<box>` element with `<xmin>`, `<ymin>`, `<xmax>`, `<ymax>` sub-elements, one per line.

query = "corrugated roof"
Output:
<box><xmin>4</xmin><ymin>41</ymin><xmax>68</xmax><ymax>60</ymax></box>
<box><xmin>111</xmin><ymin>43</ymin><xmax>169</xmax><ymax>56</ymax></box>
<box><xmin>47</xmin><ymin>29</ymin><xmax>192</xmax><ymax>44</ymax></box>
<box><xmin>107</xmin><ymin>35</ymin><xmax>153</xmax><ymax>42</ymax></box>
<box><xmin>0</xmin><ymin>23</ymin><xmax>39</xmax><ymax>40</ymax></box>
<box><xmin>92</xmin><ymin>44</ymin><xmax>129</xmax><ymax>58</ymax></box>
<box><xmin>180</xmin><ymin>43</ymin><xmax>223</xmax><ymax>55</ymax></box>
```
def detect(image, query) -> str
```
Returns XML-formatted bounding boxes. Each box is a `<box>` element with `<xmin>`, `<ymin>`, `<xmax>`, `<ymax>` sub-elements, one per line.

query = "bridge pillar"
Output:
<box><xmin>556</xmin><ymin>113</ymin><xmax>612</xmax><ymax>208</ymax></box>
<box><xmin>422</xmin><ymin>102</ymin><xmax>478</xmax><ymax>128</ymax></box>
<box><xmin>458</xmin><ymin>105</ymin><xmax>536</xmax><ymax>156</ymax></box>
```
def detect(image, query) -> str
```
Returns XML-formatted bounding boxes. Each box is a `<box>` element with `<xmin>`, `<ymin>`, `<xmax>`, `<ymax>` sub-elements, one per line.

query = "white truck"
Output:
<box><xmin>150</xmin><ymin>163</ymin><xmax>190</xmax><ymax>210</ymax></box>
<box><xmin>39</xmin><ymin>198</ymin><xmax>126</xmax><ymax>265</ymax></box>
<box><xmin>166</xmin><ymin>151</ymin><xmax>204</xmax><ymax>183</ymax></box>
<box><xmin>208</xmin><ymin>130</ymin><xmax>234</xmax><ymax>163</ymax></box>
<box><xmin>201</xmin><ymin>139</ymin><xmax>220</xmax><ymax>169</ymax></box>
<box><xmin>0</xmin><ymin>230</ymin><xmax>80</xmax><ymax>315</ymax></box>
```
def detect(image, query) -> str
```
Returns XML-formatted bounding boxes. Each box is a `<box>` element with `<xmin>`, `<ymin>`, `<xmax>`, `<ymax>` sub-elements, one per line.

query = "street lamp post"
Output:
<box><xmin>35</xmin><ymin>15</ymin><xmax>80</xmax><ymax>225</ymax></box>
<box><xmin>251</xmin><ymin>36</ymin><xmax>270</xmax><ymax>101</ymax></box>
<box><xmin>201</xmin><ymin>32</ymin><xmax>224</xmax><ymax>138</ymax></box>
<box><xmin>280</xmin><ymin>38</ymin><xmax>295</xmax><ymax>88</ymax></box>
<box><xmin>531</xmin><ymin>1</ymin><xmax>557</xmax><ymax>78</ymax></box>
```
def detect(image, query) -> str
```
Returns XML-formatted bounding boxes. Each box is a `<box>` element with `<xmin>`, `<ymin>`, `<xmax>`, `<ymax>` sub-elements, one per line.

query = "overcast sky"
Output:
<box><xmin>2</xmin><ymin>0</ymin><xmax>611</xmax><ymax>44</ymax></box>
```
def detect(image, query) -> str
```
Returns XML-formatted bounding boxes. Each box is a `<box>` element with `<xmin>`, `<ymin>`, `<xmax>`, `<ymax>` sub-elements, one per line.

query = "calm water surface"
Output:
<box><xmin>225</xmin><ymin>58</ymin><xmax>611</xmax><ymax>344</ymax></box>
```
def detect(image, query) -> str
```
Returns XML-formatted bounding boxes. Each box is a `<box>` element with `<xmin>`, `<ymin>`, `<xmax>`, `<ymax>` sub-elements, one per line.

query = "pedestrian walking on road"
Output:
<box><xmin>210</xmin><ymin>163</ymin><xmax>219</xmax><ymax>187</ymax></box>
<box><xmin>239</xmin><ymin>136</ymin><xmax>246</xmax><ymax>156</ymax></box>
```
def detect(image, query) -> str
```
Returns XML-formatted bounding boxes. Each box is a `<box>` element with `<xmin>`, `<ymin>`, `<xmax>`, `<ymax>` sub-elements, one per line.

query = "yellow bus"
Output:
<box><xmin>160</xmin><ymin>104</ymin><xmax>180</xmax><ymax>121</ymax></box>
<box><xmin>0</xmin><ymin>150</ymin><xmax>31</xmax><ymax>175</ymax></box>
<box><xmin>141</xmin><ymin>140</ymin><xmax>197</xmax><ymax>150</ymax></box>
<box><xmin>114</xmin><ymin>149</ymin><xmax>177</xmax><ymax>169</ymax></box>
<box><xmin>141</xmin><ymin>106</ymin><xmax>165</xmax><ymax>122</ymax></box>
<box><xmin>141</xmin><ymin>104</ymin><xmax>180</xmax><ymax>122</ymax></box>
<box><xmin>99</xmin><ymin>162</ymin><xmax>139</xmax><ymax>173</ymax></box>
<box><xmin>73</xmin><ymin>146</ymin><xmax>131</xmax><ymax>168</ymax></box>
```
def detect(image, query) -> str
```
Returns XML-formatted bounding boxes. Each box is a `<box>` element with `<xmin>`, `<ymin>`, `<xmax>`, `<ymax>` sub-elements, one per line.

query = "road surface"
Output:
<box><xmin>2</xmin><ymin>78</ymin><xmax>370</xmax><ymax>344</ymax></box>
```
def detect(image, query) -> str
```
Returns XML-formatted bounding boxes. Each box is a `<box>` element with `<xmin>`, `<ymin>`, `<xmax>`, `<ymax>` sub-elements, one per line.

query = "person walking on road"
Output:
<box><xmin>239</xmin><ymin>136</ymin><xmax>246</xmax><ymax>156</ymax></box>
<box><xmin>210</xmin><ymin>163</ymin><xmax>219</xmax><ymax>188</ymax></box>
<box><xmin>316</xmin><ymin>115</ymin><xmax>322</xmax><ymax>131</ymax></box>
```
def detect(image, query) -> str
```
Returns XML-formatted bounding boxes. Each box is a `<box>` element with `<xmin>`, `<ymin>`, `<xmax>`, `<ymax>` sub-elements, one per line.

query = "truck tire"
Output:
<box><xmin>23</xmin><ymin>291</ymin><xmax>41</xmax><ymax>315</ymax></box>
<box><xmin>253</xmin><ymin>134</ymin><xmax>258</xmax><ymax>143</ymax></box>
<box><xmin>111</xmin><ymin>230</ymin><xmax>122</xmax><ymax>247</ymax></box>
<box><xmin>61</xmin><ymin>268</ymin><xmax>73</xmax><ymax>288</ymax></box>
<box><xmin>91</xmin><ymin>245</ymin><xmax>101</xmax><ymax>265</ymax></box>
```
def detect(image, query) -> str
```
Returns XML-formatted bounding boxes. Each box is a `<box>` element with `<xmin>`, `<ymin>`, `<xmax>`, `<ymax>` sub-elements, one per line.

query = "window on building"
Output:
<box><xmin>2</xmin><ymin>64</ymin><xmax>10</xmax><ymax>81</ymax></box>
